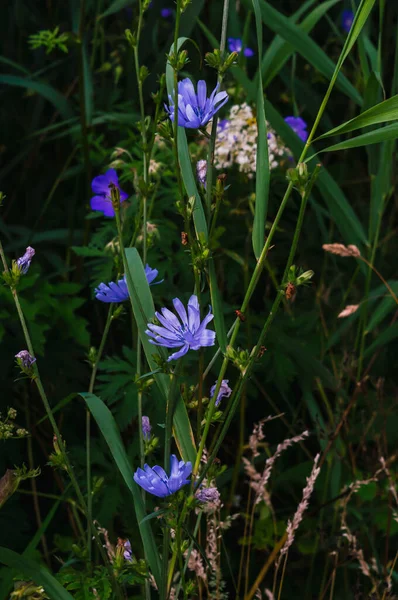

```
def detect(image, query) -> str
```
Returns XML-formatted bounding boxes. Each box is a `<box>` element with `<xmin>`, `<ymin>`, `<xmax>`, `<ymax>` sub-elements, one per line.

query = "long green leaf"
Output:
<box><xmin>80</xmin><ymin>392</ymin><xmax>162</xmax><ymax>587</ymax></box>
<box><xmin>0</xmin><ymin>74</ymin><xmax>73</xmax><ymax>119</ymax></box>
<box><xmin>100</xmin><ymin>0</ymin><xmax>136</xmax><ymax>18</ymax></box>
<box><xmin>261</xmin><ymin>0</ymin><xmax>341</xmax><ymax>89</ymax></box>
<box><xmin>124</xmin><ymin>248</ymin><xmax>196</xmax><ymax>463</ymax></box>
<box><xmin>0</xmin><ymin>548</ymin><xmax>74</xmax><ymax>600</ymax></box>
<box><xmin>316</xmin><ymin>95</ymin><xmax>398</xmax><ymax>140</ymax></box>
<box><xmin>251</xmin><ymin>0</ymin><xmax>270</xmax><ymax>260</ymax></box>
<box><xmin>245</xmin><ymin>0</ymin><xmax>362</xmax><ymax>105</ymax></box>
<box><xmin>310</xmin><ymin>123</ymin><xmax>398</xmax><ymax>154</ymax></box>
<box><xmin>364</xmin><ymin>322</ymin><xmax>398</xmax><ymax>357</ymax></box>
<box><xmin>208</xmin><ymin>261</ymin><xmax>227</xmax><ymax>352</ymax></box>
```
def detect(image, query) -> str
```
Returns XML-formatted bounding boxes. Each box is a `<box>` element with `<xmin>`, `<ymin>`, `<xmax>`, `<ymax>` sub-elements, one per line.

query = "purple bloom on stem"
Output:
<box><xmin>142</xmin><ymin>416</ymin><xmax>151</xmax><ymax>441</ymax></box>
<box><xmin>15</xmin><ymin>350</ymin><xmax>36</xmax><ymax>369</ymax></box>
<box><xmin>196</xmin><ymin>486</ymin><xmax>220</xmax><ymax>504</ymax></box>
<box><xmin>95</xmin><ymin>265</ymin><xmax>161</xmax><ymax>303</ymax></box>
<box><xmin>227</xmin><ymin>37</ymin><xmax>254</xmax><ymax>57</ymax></box>
<box><xmin>284</xmin><ymin>116</ymin><xmax>309</xmax><ymax>142</ymax></box>
<box><xmin>218</xmin><ymin>119</ymin><xmax>229</xmax><ymax>131</ymax></box>
<box><xmin>133</xmin><ymin>454</ymin><xmax>192</xmax><ymax>497</ymax></box>
<box><xmin>90</xmin><ymin>169</ymin><xmax>128</xmax><ymax>217</ymax></box>
<box><xmin>196</xmin><ymin>159</ymin><xmax>207</xmax><ymax>187</ymax></box>
<box><xmin>16</xmin><ymin>247</ymin><xmax>35</xmax><ymax>274</ymax></box>
<box><xmin>122</xmin><ymin>539</ymin><xmax>133</xmax><ymax>562</ymax></box>
<box><xmin>341</xmin><ymin>9</ymin><xmax>354</xmax><ymax>33</ymax></box>
<box><xmin>161</xmin><ymin>8</ymin><xmax>172</xmax><ymax>17</ymax></box>
<box><xmin>210</xmin><ymin>379</ymin><xmax>232</xmax><ymax>407</ymax></box>
<box><xmin>165</xmin><ymin>78</ymin><xmax>228</xmax><ymax>129</ymax></box>
<box><xmin>146</xmin><ymin>295</ymin><xmax>216</xmax><ymax>361</ymax></box>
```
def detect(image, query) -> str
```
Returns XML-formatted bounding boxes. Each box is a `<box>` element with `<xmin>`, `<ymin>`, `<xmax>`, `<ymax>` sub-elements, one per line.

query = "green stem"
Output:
<box><xmin>0</xmin><ymin>240</ymin><xmax>121</xmax><ymax>598</ymax></box>
<box><xmin>86</xmin><ymin>303</ymin><xmax>114</xmax><ymax>561</ymax></box>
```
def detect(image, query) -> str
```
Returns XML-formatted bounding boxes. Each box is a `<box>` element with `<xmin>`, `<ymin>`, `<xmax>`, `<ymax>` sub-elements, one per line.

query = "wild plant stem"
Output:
<box><xmin>86</xmin><ymin>303</ymin><xmax>114</xmax><ymax>561</ymax></box>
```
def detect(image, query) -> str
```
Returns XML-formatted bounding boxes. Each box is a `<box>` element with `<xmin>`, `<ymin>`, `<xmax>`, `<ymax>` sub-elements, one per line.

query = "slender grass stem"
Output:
<box><xmin>0</xmin><ymin>239</ymin><xmax>122</xmax><ymax>598</ymax></box>
<box><xmin>86</xmin><ymin>303</ymin><xmax>114</xmax><ymax>561</ymax></box>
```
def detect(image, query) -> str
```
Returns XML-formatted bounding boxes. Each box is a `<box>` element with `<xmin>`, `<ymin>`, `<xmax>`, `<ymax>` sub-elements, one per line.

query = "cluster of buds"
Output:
<box><xmin>10</xmin><ymin>581</ymin><xmax>47</xmax><ymax>599</ymax></box>
<box><xmin>3</xmin><ymin>247</ymin><xmax>35</xmax><ymax>288</ymax></box>
<box><xmin>167</xmin><ymin>48</ymin><xmax>189</xmax><ymax>73</ymax></box>
<box><xmin>0</xmin><ymin>408</ymin><xmax>29</xmax><ymax>441</ymax></box>
<box><xmin>281</xmin><ymin>265</ymin><xmax>314</xmax><ymax>302</ymax></box>
<box><xmin>225</xmin><ymin>345</ymin><xmax>250</xmax><ymax>373</ymax></box>
<box><xmin>286</xmin><ymin>162</ymin><xmax>321</xmax><ymax>196</ymax></box>
<box><xmin>205</xmin><ymin>49</ymin><xmax>238</xmax><ymax>74</ymax></box>
<box><xmin>1</xmin><ymin>465</ymin><xmax>40</xmax><ymax>510</ymax></box>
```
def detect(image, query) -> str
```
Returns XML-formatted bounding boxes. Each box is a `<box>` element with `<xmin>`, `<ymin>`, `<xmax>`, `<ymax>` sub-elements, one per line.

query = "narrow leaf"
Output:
<box><xmin>252</xmin><ymin>0</ymin><xmax>270</xmax><ymax>260</ymax></box>
<box><xmin>0</xmin><ymin>74</ymin><xmax>73</xmax><ymax>119</ymax></box>
<box><xmin>80</xmin><ymin>392</ymin><xmax>162</xmax><ymax>587</ymax></box>
<box><xmin>0</xmin><ymin>548</ymin><xmax>74</xmax><ymax>600</ymax></box>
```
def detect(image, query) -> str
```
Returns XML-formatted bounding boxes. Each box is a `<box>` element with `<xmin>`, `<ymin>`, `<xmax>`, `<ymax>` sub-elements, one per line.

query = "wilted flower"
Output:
<box><xmin>338</xmin><ymin>304</ymin><xmax>359</xmax><ymax>318</ymax></box>
<box><xmin>161</xmin><ymin>8</ymin><xmax>172</xmax><ymax>18</ymax></box>
<box><xmin>142</xmin><ymin>416</ymin><xmax>151</xmax><ymax>441</ymax></box>
<box><xmin>341</xmin><ymin>9</ymin><xmax>354</xmax><ymax>33</ymax></box>
<box><xmin>210</xmin><ymin>379</ymin><xmax>232</xmax><ymax>407</ymax></box>
<box><xmin>196</xmin><ymin>486</ymin><xmax>220</xmax><ymax>504</ymax></box>
<box><xmin>227</xmin><ymin>37</ymin><xmax>254</xmax><ymax>57</ymax></box>
<box><xmin>146</xmin><ymin>295</ymin><xmax>216</xmax><ymax>361</ymax></box>
<box><xmin>15</xmin><ymin>350</ymin><xmax>36</xmax><ymax>369</ymax></box>
<box><xmin>285</xmin><ymin>116</ymin><xmax>309</xmax><ymax>142</ymax></box>
<box><xmin>322</xmin><ymin>243</ymin><xmax>361</xmax><ymax>257</ymax></box>
<box><xmin>133</xmin><ymin>454</ymin><xmax>192</xmax><ymax>497</ymax></box>
<box><xmin>196</xmin><ymin>159</ymin><xmax>207</xmax><ymax>187</ymax></box>
<box><xmin>90</xmin><ymin>169</ymin><xmax>128</xmax><ymax>217</ymax></box>
<box><xmin>165</xmin><ymin>78</ymin><xmax>228</xmax><ymax>129</ymax></box>
<box><xmin>95</xmin><ymin>265</ymin><xmax>161</xmax><ymax>303</ymax></box>
<box><xmin>16</xmin><ymin>247</ymin><xmax>35</xmax><ymax>274</ymax></box>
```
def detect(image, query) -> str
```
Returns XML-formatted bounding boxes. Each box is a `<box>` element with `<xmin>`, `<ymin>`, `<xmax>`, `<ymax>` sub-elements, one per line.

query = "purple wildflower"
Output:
<box><xmin>341</xmin><ymin>9</ymin><xmax>354</xmax><ymax>33</ymax></box>
<box><xmin>218</xmin><ymin>119</ymin><xmax>229</xmax><ymax>131</ymax></box>
<box><xmin>210</xmin><ymin>379</ymin><xmax>232</xmax><ymax>407</ymax></box>
<box><xmin>284</xmin><ymin>116</ymin><xmax>309</xmax><ymax>142</ymax></box>
<box><xmin>95</xmin><ymin>265</ymin><xmax>161</xmax><ymax>303</ymax></box>
<box><xmin>161</xmin><ymin>8</ymin><xmax>172</xmax><ymax>18</ymax></box>
<box><xmin>122</xmin><ymin>539</ymin><xmax>133</xmax><ymax>562</ymax></box>
<box><xmin>196</xmin><ymin>486</ymin><xmax>220</xmax><ymax>504</ymax></box>
<box><xmin>133</xmin><ymin>454</ymin><xmax>192</xmax><ymax>498</ymax></box>
<box><xmin>142</xmin><ymin>416</ymin><xmax>151</xmax><ymax>441</ymax></box>
<box><xmin>90</xmin><ymin>169</ymin><xmax>128</xmax><ymax>217</ymax></box>
<box><xmin>16</xmin><ymin>247</ymin><xmax>35</xmax><ymax>275</ymax></box>
<box><xmin>146</xmin><ymin>295</ymin><xmax>216</xmax><ymax>361</ymax></box>
<box><xmin>196</xmin><ymin>159</ymin><xmax>207</xmax><ymax>187</ymax></box>
<box><xmin>165</xmin><ymin>78</ymin><xmax>228</xmax><ymax>129</ymax></box>
<box><xmin>228</xmin><ymin>37</ymin><xmax>254</xmax><ymax>57</ymax></box>
<box><xmin>15</xmin><ymin>350</ymin><xmax>36</xmax><ymax>369</ymax></box>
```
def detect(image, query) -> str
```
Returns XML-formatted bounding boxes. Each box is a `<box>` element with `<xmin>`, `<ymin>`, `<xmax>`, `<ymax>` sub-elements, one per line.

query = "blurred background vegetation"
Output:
<box><xmin>0</xmin><ymin>0</ymin><xmax>397</xmax><ymax>598</ymax></box>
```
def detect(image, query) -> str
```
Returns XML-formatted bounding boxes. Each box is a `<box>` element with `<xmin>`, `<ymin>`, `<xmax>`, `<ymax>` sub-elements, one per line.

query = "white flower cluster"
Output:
<box><xmin>214</xmin><ymin>103</ymin><xmax>291</xmax><ymax>177</ymax></box>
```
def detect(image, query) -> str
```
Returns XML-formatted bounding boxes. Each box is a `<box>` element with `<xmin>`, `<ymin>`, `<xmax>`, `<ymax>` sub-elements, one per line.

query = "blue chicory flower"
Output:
<box><xmin>146</xmin><ymin>295</ymin><xmax>216</xmax><ymax>361</ymax></box>
<box><xmin>142</xmin><ymin>416</ymin><xmax>151</xmax><ymax>441</ymax></box>
<box><xmin>161</xmin><ymin>8</ymin><xmax>172</xmax><ymax>18</ymax></box>
<box><xmin>228</xmin><ymin>37</ymin><xmax>254</xmax><ymax>57</ymax></box>
<box><xmin>95</xmin><ymin>265</ymin><xmax>161</xmax><ymax>303</ymax></box>
<box><xmin>16</xmin><ymin>247</ymin><xmax>35</xmax><ymax>274</ymax></box>
<box><xmin>90</xmin><ymin>169</ymin><xmax>128</xmax><ymax>217</ymax></box>
<box><xmin>341</xmin><ymin>9</ymin><xmax>354</xmax><ymax>33</ymax></box>
<box><xmin>133</xmin><ymin>454</ymin><xmax>192</xmax><ymax>497</ymax></box>
<box><xmin>284</xmin><ymin>116</ymin><xmax>309</xmax><ymax>142</ymax></box>
<box><xmin>218</xmin><ymin>119</ymin><xmax>229</xmax><ymax>131</ymax></box>
<box><xmin>210</xmin><ymin>379</ymin><xmax>232</xmax><ymax>407</ymax></box>
<box><xmin>165</xmin><ymin>78</ymin><xmax>228</xmax><ymax>129</ymax></box>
